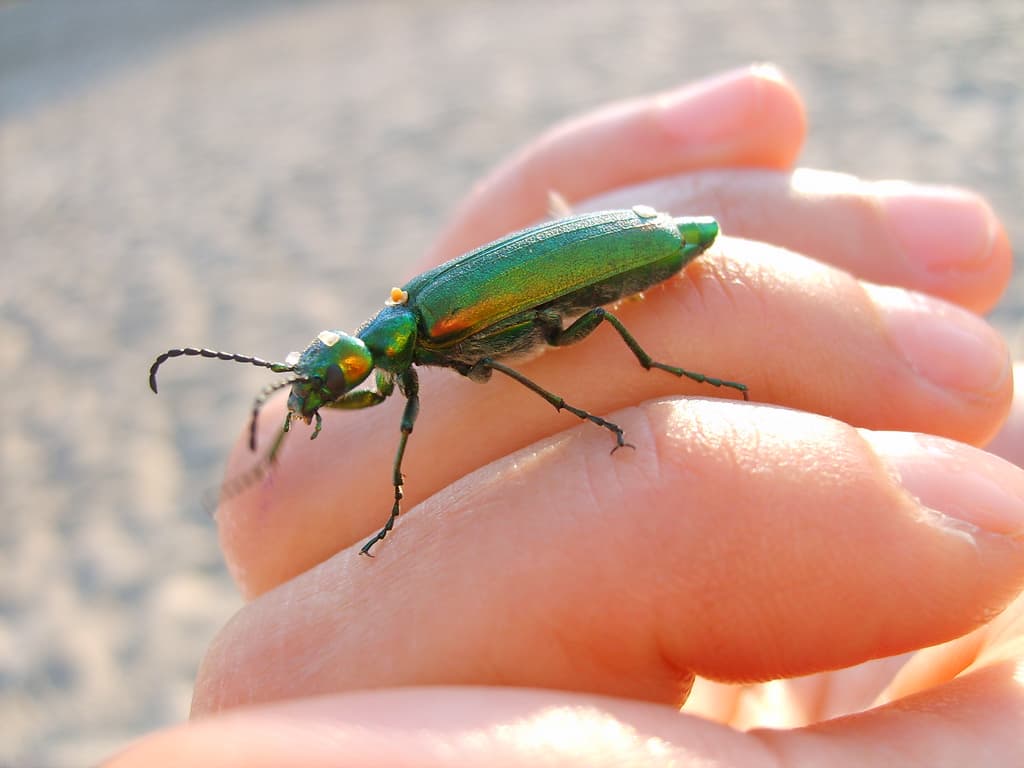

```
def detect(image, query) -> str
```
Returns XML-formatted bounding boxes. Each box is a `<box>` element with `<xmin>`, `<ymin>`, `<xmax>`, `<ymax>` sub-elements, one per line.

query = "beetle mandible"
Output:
<box><xmin>150</xmin><ymin>205</ymin><xmax>748</xmax><ymax>555</ymax></box>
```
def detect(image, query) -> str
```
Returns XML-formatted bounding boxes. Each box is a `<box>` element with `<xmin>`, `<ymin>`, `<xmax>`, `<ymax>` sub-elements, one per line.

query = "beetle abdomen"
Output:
<box><xmin>408</xmin><ymin>207</ymin><xmax>703</xmax><ymax>348</ymax></box>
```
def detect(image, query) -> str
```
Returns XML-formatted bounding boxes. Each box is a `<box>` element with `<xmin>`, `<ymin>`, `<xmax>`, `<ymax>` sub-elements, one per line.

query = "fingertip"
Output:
<box><xmin>216</xmin><ymin>396</ymin><xmax>296</xmax><ymax>599</ymax></box>
<box><xmin>874</xmin><ymin>183</ymin><xmax>1013</xmax><ymax>312</ymax></box>
<box><xmin>859</xmin><ymin>429</ymin><xmax>1024</xmax><ymax>538</ymax></box>
<box><xmin>989</xmin><ymin>214</ymin><xmax>1014</xmax><ymax>307</ymax></box>
<box><xmin>653</xmin><ymin>63</ymin><xmax>806</xmax><ymax>169</ymax></box>
<box><xmin>864</xmin><ymin>284</ymin><xmax>1012</xmax><ymax>417</ymax></box>
<box><xmin>984</xmin><ymin>362</ymin><xmax>1024</xmax><ymax>469</ymax></box>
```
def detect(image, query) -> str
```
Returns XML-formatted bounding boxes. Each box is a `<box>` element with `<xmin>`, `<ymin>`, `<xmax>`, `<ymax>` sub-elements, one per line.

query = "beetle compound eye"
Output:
<box><xmin>325</xmin><ymin>364</ymin><xmax>348</xmax><ymax>394</ymax></box>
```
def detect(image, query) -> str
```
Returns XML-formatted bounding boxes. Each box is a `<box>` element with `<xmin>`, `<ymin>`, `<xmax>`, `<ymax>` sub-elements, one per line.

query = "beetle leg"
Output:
<box><xmin>550</xmin><ymin>307</ymin><xmax>749</xmax><ymax>400</ymax></box>
<box><xmin>322</xmin><ymin>390</ymin><xmax>388</xmax><ymax>410</ymax></box>
<box><xmin>273</xmin><ymin>412</ymin><xmax>293</xmax><ymax>457</ymax></box>
<box><xmin>360</xmin><ymin>368</ymin><xmax>419</xmax><ymax>557</ymax></box>
<box><xmin>310</xmin><ymin>372</ymin><xmax>415</xmax><ymax>556</ymax></box>
<box><xmin>319</xmin><ymin>371</ymin><xmax>395</xmax><ymax>413</ymax></box>
<box><xmin>473</xmin><ymin>357</ymin><xmax>632</xmax><ymax>452</ymax></box>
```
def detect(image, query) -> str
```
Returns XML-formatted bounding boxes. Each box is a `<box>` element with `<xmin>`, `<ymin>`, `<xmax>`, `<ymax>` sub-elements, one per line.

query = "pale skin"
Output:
<box><xmin>109</xmin><ymin>65</ymin><xmax>1024</xmax><ymax>766</ymax></box>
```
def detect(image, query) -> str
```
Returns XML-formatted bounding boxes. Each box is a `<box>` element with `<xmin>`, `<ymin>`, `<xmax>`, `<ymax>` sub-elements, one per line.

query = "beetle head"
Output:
<box><xmin>286</xmin><ymin>330</ymin><xmax>374</xmax><ymax>423</ymax></box>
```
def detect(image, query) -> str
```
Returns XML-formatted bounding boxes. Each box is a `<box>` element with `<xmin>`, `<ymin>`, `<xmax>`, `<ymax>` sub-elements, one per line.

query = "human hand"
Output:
<box><xmin>111</xmin><ymin>65</ymin><xmax>1023</xmax><ymax>766</ymax></box>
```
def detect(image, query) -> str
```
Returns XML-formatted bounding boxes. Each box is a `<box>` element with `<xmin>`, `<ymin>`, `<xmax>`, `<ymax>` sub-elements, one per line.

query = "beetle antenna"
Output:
<box><xmin>249</xmin><ymin>376</ymin><xmax>305</xmax><ymax>451</ymax></box>
<box><xmin>204</xmin><ymin>418</ymin><xmax>292</xmax><ymax>513</ymax></box>
<box><xmin>203</xmin><ymin>456</ymin><xmax>270</xmax><ymax>516</ymax></box>
<box><xmin>148</xmin><ymin>347</ymin><xmax>296</xmax><ymax>394</ymax></box>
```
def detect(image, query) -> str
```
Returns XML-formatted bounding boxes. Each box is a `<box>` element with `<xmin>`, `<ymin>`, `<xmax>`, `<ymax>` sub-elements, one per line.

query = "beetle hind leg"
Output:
<box><xmin>550</xmin><ymin>307</ymin><xmax>749</xmax><ymax>401</ymax></box>
<box><xmin>472</xmin><ymin>357</ymin><xmax>634</xmax><ymax>452</ymax></box>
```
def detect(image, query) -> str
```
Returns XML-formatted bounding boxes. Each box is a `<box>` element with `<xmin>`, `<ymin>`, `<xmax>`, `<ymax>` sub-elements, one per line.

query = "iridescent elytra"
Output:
<box><xmin>150</xmin><ymin>205</ymin><xmax>748</xmax><ymax>555</ymax></box>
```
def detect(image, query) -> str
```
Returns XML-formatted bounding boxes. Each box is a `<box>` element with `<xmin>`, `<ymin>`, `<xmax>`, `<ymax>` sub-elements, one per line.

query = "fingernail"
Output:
<box><xmin>656</xmin><ymin>64</ymin><xmax>788</xmax><ymax>146</ymax></box>
<box><xmin>865</xmin><ymin>284</ymin><xmax>1010</xmax><ymax>395</ymax></box>
<box><xmin>875</xmin><ymin>182</ymin><xmax>997</xmax><ymax>272</ymax></box>
<box><xmin>861</xmin><ymin>430</ymin><xmax>1024</xmax><ymax>536</ymax></box>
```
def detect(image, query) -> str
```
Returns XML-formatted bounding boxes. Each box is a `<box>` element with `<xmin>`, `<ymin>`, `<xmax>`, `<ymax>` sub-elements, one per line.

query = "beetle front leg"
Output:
<box><xmin>360</xmin><ymin>368</ymin><xmax>419</xmax><ymax>557</ymax></box>
<box><xmin>312</xmin><ymin>373</ymin><xmax>413</xmax><ymax>555</ymax></box>
<box><xmin>550</xmin><ymin>307</ymin><xmax>749</xmax><ymax>400</ymax></box>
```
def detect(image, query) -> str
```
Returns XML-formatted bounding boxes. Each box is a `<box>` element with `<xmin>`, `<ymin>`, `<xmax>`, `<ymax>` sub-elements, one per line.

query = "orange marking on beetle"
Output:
<box><xmin>430</xmin><ymin>312</ymin><xmax>473</xmax><ymax>338</ymax></box>
<box><xmin>341</xmin><ymin>354</ymin><xmax>370</xmax><ymax>379</ymax></box>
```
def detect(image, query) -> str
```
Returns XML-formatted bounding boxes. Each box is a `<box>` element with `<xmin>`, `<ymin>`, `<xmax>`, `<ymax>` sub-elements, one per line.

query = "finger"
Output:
<box><xmin>426</xmin><ymin>64</ymin><xmax>806</xmax><ymax>264</ymax></box>
<box><xmin>878</xmin><ymin>581</ymin><xmax>1024</xmax><ymax>705</ymax></box>
<box><xmin>196</xmin><ymin>401</ymin><xmax>1024</xmax><ymax>712</ymax></box>
<box><xmin>582</xmin><ymin>169</ymin><xmax>1011</xmax><ymax>313</ymax></box>
<box><xmin>984</xmin><ymin>362</ymin><xmax>1024</xmax><ymax>467</ymax></box>
<box><xmin>112</xmin><ymin>688</ymin><xmax>775</xmax><ymax>767</ymax></box>
<box><xmin>220</xmin><ymin>239</ymin><xmax>1011</xmax><ymax>596</ymax></box>
<box><xmin>112</xmin><ymin>676</ymin><xmax>1024</xmax><ymax>767</ymax></box>
<box><xmin>756</xmin><ymin>660</ymin><xmax>1024</xmax><ymax>766</ymax></box>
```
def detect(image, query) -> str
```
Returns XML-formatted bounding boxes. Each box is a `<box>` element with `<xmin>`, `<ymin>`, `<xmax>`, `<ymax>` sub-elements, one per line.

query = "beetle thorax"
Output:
<box><xmin>357</xmin><ymin>304</ymin><xmax>419</xmax><ymax>373</ymax></box>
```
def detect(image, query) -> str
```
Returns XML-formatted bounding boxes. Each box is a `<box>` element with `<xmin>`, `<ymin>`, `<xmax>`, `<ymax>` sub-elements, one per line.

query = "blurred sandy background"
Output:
<box><xmin>2</xmin><ymin>1</ymin><xmax>1021</xmax><ymax>764</ymax></box>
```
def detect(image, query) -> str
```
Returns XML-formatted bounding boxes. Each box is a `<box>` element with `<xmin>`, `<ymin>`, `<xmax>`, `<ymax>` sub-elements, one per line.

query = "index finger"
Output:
<box><xmin>194</xmin><ymin>401</ymin><xmax>1024</xmax><ymax>713</ymax></box>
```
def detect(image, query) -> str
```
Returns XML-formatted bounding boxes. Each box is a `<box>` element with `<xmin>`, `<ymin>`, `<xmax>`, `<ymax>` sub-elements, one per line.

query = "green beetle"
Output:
<box><xmin>150</xmin><ymin>205</ymin><xmax>747</xmax><ymax>555</ymax></box>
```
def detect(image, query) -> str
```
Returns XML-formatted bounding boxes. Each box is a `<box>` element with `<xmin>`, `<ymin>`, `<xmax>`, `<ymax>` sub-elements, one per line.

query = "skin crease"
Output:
<box><xmin>110</xmin><ymin>66</ymin><xmax>1024</xmax><ymax>766</ymax></box>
